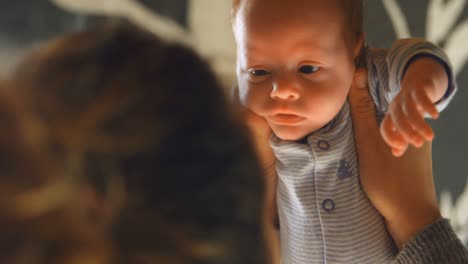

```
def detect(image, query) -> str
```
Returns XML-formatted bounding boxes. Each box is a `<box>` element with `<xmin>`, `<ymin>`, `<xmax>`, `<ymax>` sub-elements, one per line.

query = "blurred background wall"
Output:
<box><xmin>0</xmin><ymin>0</ymin><xmax>466</xmax><ymax>244</ymax></box>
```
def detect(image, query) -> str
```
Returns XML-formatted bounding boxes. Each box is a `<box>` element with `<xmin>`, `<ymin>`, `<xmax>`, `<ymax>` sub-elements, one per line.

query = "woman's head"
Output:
<box><xmin>13</xmin><ymin>21</ymin><xmax>265</xmax><ymax>263</ymax></box>
<box><xmin>0</xmin><ymin>82</ymin><xmax>110</xmax><ymax>264</ymax></box>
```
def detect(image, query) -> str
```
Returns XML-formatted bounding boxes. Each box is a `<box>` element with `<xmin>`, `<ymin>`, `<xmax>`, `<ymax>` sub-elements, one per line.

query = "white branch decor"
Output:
<box><xmin>445</xmin><ymin>19</ymin><xmax>468</xmax><ymax>75</ymax></box>
<box><xmin>440</xmin><ymin>180</ymin><xmax>468</xmax><ymax>245</ymax></box>
<box><xmin>383</xmin><ymin>0</ymin><xmax>468</xmax><ymax>74</ymax></box>
<box><xmin>427</xmin><ymin>0</ymin><xmax>467</xmax><ymax>44</ymax></box>
<box><xmin>382</xmin><ymin>0</ymin><xmax>411</xmax><ymax>38</ymax></box>
<box><xmin>50</xmin><ymin>0</ymin><xmax>192</xmax><ymax>45</ymax></box>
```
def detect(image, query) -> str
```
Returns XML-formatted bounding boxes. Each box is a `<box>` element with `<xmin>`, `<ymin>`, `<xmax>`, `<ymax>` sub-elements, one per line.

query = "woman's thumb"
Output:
<box><xmin>349</xmin><ymin>69</ymin><xmax>381</xmax><ymax>139</ymax></box>
<box><xmin>349</xmin><ymin>69</ymin><xmax>377</xmax><ymax>121</ymax></box>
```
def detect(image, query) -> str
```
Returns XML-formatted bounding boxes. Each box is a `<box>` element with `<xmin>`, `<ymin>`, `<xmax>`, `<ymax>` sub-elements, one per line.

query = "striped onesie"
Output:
<box><xmin>272</xmin><ymin>39</ymin><xmax>457</xmax><ymax>263</ymax></box>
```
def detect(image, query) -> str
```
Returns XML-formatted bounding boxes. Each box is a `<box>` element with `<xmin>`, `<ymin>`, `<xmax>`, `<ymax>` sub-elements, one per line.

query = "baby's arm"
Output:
<box><xmin>383</xmin><ymin>55</ymin><xmax>448</xmax><ymax>156</ymax></box>
<box><xmin>367</xmin><ymin>39</ymin><xmax>457</xmax><ymax>157</ymax></box>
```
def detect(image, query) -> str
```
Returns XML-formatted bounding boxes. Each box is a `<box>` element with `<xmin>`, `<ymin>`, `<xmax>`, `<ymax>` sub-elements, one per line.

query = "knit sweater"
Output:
<box><xmin>395</xmin><ymin>218</ymin><xmax>468</xmax><ymax>264</ymax></box>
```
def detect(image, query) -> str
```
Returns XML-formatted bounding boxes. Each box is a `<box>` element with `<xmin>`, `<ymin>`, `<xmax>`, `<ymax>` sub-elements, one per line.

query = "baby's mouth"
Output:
<box><xmin>268</xmin><ymin>114</ymin><xmax>306</xmax><ymax>125</ymax></box>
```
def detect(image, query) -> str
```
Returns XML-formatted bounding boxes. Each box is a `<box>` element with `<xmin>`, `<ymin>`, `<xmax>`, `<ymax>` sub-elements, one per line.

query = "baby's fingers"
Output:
<box><xmin>413</xmin><ymin>88</ymin><xmax>439</xmax><ymax>119</ymax></box>
<box><xmin>392</xmin><ymin>143</ymin><xmax>408</xmax><ymax>157</ymax></box>
<box><xmin>391</xmin><ymin>103</ymin><xmax>425</xmax><ymax>147</ymax></box>
<box><xmin>380</xmin><ymin>115</ymin><xmax>406</xmax><ymax>149</ymax></box>
<box><xmin>403</xmin><ymin>98</ymin><xmax>434</xmax><ymax>141</ymax></box>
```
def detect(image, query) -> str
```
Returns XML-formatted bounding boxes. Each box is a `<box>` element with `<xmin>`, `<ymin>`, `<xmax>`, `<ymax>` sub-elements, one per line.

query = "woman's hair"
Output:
<box><xmin>232</xmin><ymin>0</ymin><xmax>364</xmax><ymax>33</ymax></box>
<box><xmin>12</xmin><ymin>20</ymin><xmax>265</xmax><ymax>263</ymax></box>
<box><xmin>0</xmin><ymin>82</ymin><xmax>110</xmax><ymax>264</ymax></box>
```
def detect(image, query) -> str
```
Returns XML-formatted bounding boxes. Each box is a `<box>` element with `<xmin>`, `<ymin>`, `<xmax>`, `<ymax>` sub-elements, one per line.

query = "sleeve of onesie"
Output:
<box><xmin>365</xmin><ymin>38</ymin><xmax>457</xmax><ymax>116</ymax></box>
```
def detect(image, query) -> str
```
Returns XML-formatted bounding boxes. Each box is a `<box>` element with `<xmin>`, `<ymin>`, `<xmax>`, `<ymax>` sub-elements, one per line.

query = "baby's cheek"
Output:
<box><xmin>306</xmin><ymin>84</ymin><xmax>349</xmax><ymax>122</ymax></box>
<box><xmin>237</xmin><ymin>79</ymin><xmax>252</xmax><ymax>106</ymax></box>
<box><xmin>317</xmin><ymin>80</ymin><xmax>348</xmax><ymax>101</ymax></box>
<box><xmin>240</xmin><ymin>82</ymin><xmax>270</xmax><ymax>112</ymax></box>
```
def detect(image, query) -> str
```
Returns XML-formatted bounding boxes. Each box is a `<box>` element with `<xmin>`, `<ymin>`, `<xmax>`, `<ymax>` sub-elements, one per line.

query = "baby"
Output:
<box><xmin>232</xmin><ymin>0</ymin><xmax>456</xmax><ymax>263</ymax></box>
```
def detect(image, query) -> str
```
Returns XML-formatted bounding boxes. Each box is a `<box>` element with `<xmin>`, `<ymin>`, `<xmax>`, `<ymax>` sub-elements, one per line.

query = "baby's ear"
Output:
<box><xmin>353</xmin><ymin>32</ymin><xmax>365</xmax><ymax>58</ymax></box>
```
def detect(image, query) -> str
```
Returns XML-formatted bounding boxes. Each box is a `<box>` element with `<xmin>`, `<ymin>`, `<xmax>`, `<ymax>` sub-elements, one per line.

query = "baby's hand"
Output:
<box><xmin>380</xmin><ymin>57</ymin><xmax>448</xmax><ymax>157</ymax></box>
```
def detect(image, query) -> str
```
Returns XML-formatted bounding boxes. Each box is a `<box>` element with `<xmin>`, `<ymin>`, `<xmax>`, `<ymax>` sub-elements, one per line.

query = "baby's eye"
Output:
<box><xmin>249</xmin><ymin>69</ymin><xmax>271</xmax><ymax>77</ymax></box>
<box><xmin>299</xmin><ymin>65</ymin><xmax>320</xmax><ymax>74</ymax></box>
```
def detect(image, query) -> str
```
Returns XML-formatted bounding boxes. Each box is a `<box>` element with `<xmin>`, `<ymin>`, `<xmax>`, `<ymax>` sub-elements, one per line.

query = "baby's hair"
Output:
<box><xmin>232</xmin><ymin>0</ymin><xmax>364</xmax><ymax>33</ymax></box>
<box><xmin>341</xmin><ymin>0</ymin><xmax>365</xmax><ymax>33</ymax></box>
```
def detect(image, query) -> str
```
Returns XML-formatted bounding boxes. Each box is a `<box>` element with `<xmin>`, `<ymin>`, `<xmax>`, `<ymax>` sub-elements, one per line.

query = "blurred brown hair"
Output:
<box><xmin>13</xmin><ymin>20</ymin><xmax>265</xmax><ymax>264</ymax></box>
<box><xmin>0</xmin><ymin>81</ymin><xmax>110</xmax><ymax>264</ymax></box>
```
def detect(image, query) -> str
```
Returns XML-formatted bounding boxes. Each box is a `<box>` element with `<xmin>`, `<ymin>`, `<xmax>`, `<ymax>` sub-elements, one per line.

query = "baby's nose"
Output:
<box><xmin>271</xmin><ymin>81</ymin><xmax>300</xmax><ymax>101</ymax></box>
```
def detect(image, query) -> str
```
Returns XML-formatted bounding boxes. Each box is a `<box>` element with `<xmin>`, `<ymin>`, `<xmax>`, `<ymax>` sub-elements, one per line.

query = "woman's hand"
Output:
<box><xmin>349</xmin><ymin>69</ymin><xmax>442</xmax><ymax>248</ymax></box>
<box><xmin>232</xmin><ymin>86</ymin><xmax>280</xmax><ymax>263</ymax></box>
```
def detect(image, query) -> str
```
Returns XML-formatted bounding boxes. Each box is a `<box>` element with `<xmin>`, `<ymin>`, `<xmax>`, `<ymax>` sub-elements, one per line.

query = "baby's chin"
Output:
<box><xmin>268</xmin><ymin>110</ymin><xmax>339</xmax><ymax>142</ymax></box>
<box><xmin>274</xmin><ymin>133</ymin><xmax>305</xmax><ymax>141</ymax></box>
<box><xmin>271</xmin><ymin>123</ymin><xmax>325</xmax><ymax>142</ymax></box>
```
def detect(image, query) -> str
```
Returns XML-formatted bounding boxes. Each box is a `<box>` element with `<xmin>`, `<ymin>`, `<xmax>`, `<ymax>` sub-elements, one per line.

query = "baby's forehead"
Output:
<box><xmin>240</xmin><ymin>0</ymin><xmax>347</xmax><ymax>31</ymax></box>
<box><xmin>238</xmin><ymin>1</ymin><xmax>347</xmax><ymax>42</ymax></box>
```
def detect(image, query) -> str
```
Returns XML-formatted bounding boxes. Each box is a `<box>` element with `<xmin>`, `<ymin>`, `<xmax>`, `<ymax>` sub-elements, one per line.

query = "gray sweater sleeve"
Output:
<box><xmin>394</xmin><ymin>218</ymin><xmax>468</xmax><ymax>264</ymax></box>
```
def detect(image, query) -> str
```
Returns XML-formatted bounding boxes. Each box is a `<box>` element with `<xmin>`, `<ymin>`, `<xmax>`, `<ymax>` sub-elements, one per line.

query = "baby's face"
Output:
<box><xmin>235</xmin><ymin>0</ymin><xmax>362</xmax><ymax>141</ymax></box>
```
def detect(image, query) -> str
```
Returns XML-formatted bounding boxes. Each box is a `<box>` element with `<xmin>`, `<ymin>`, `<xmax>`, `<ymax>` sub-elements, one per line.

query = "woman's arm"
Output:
<box><xmin>349</xmin><ymin>69</ymin><xmax>468</xmax><ymax>263</ymax></box>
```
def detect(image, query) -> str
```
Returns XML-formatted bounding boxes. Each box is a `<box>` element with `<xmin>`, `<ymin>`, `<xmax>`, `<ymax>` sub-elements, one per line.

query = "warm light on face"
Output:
<box><xmin>235</xmin><ymin>0</ymin><xmax>361</xmax><ymax>140</ymax></box>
